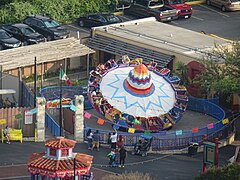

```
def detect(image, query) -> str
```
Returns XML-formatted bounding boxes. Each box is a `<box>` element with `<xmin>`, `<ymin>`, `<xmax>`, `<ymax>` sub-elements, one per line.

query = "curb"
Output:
<box><xmin>186</xmin><ymin>0</ymin><xmax>206</xmax><ymax>5</ymax></box>
<box><xmin>208</xmin><ymin>34</ymin><xmax>234</xmax><ymax>43</ymax></box>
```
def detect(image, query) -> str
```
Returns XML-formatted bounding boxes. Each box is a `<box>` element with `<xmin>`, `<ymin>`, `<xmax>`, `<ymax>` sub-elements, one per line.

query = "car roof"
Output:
<box><xmin>27</xmin><ymin>14</ymin><xmax>52</xmax><ymax>21</ymax></box>
<box><xmin>0</xmin><ymin>28</ymin><xmax>7</xmax><ymax>33</ymax></box>
<box><xmin>12</xmin><ymin>23</ymin><xmax>30</xmax><ymax>28</ymax></box>
<box><xmin>88</xmin><ymin>13</ymin><xmax>114</xmax><ymax>17</ymax></box>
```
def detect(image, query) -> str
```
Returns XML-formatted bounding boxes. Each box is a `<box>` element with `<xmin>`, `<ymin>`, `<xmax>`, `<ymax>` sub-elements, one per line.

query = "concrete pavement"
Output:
<box><xmin>0</xmin><ymin>141</ymin><xmax>237</xmax><ymax>180</ymax></box>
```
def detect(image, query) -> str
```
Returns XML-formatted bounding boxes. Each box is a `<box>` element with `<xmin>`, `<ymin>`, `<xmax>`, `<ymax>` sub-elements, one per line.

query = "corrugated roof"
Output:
<box><xmin>87</xmin><ymin>35</ymin><xmax>175</xmax><ymax>68</ymax></box>
<box><xmin>0</xmin><ymin>37</ymin><xmax>95</xmax><ymax>71</ymax></box>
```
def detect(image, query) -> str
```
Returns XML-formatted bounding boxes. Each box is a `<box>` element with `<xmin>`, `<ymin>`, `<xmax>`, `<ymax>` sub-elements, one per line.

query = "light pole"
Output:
<box><xmin>59</xmin><ymin>64</ymin><xmax>63</xmax><ymax>136</ymax></box>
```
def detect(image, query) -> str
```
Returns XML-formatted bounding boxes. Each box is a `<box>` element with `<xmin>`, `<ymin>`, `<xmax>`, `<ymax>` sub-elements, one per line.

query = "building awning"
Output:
<box><xmin>87</xmin><ymin>35</ymin><xmax>175</xmax><ymax>68</ymax></box>
<box><xmin>0</xmin><ymin>37</ymin><xmax>95</xmax><ymax>71</ymax></box>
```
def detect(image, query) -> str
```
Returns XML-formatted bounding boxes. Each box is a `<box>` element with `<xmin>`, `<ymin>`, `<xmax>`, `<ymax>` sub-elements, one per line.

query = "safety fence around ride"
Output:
<box><xmin>83</xmin><ymin>97</ymin><xmax>237</xmax><ymax>151</ymax></box>
<box><xmin>84</xmin><ymin>113</ymin><xmax>238</xmax><ymax>151</ymax></box>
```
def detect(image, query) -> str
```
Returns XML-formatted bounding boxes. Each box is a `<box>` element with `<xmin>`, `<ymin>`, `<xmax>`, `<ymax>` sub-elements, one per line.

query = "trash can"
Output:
<box><xmin>188</xmin><ymin>142</ymin><xmax>199</xmax><ymax>156</ymax></box>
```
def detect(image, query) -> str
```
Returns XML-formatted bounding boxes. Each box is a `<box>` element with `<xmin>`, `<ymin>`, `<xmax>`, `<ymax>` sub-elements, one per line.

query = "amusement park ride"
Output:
<box><xmin>88</xmin><ymin>56</ymin><xmax>188</xmax><ymax>132</ymax></box>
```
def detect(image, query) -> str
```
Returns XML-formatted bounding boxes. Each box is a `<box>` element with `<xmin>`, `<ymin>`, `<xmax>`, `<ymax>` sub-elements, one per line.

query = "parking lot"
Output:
<box><xmin>65</xmin><ymin>4</ymin><xmax>240</xmax><ymax>41</ymax></box>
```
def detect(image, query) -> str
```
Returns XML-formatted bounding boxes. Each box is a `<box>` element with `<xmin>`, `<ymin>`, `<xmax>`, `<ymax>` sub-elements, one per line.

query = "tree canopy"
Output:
<box><xmin>193</xmin><ymin>42</ymin><xmax>240</xmax><ymax>98</ymax></box>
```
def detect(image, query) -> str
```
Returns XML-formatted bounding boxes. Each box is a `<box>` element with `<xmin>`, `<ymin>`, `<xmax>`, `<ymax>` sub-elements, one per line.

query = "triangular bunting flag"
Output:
<box><xmin>128</xmin><ymin>127</ymin><xmax>136</xmax><ymax>134</ymax></box>
<box><xmin>222</xmin><ymin>118</ymin><xmax>229</xmax><ymax>125</ymax></box>
<box><xmin>207</xmin><ymin>123</ymin><xmax>214</xmax><ymax>129</ymax></box>
<box><xmin>84</xmin><ymin>112</ymin><xmax>91</xmax><ymax>119</ymax></box>
<box><xmin>192</xmin><ymin>127</ymin><xmax>199</xmax><ymax>133</ymax></box>
<box><xmin>97</xmin><ymin>118</ymin><xmax>105</xmax><ymax>125</ymax></box>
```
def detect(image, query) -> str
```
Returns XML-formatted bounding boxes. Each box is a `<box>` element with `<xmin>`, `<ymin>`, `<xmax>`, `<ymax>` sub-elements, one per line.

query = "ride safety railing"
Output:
<box><xmin>84</xmin><ymin>97</ymin><xmax>237</xmax><ymax>151</ymax></box>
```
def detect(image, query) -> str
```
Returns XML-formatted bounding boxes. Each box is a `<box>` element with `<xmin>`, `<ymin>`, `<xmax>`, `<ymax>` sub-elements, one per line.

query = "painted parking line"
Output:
<box><xmin>198</xmin><ymin>4</ymin><xmax>230</xmax><ymax>17</ymax></box>
<box><xmin>191</xmin><ymin>15</ymin><xmax>204</xmax><ymax>21</ymax></box>
<box><xmin>67</xmin><ymin>24</ymin><xmax>89</xmax><ymax>33</ymax></box>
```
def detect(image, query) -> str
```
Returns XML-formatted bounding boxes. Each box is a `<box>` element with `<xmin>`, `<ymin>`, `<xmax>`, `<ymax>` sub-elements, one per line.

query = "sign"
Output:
<box><xmin>15</xmin><ymin>113</ymin><xmax>22</xmax><ymax>120</ymax></box>
<box><xmin>207</xmin><ymin>123</ymin><xmax>214</xmax><ymax>129</ymax></box>
<box><xmin>203</xmin><ymin>142</ymin><xmax>216</xmax><ymax>165</ymax></box>
<box><xmin>25</xmin><ymin>110</ymin><xmax>33</xmax><ymax>125</ymax></box>
<box><xmin>222</xmin><ymin>118</ymin><xmax>229</xmax><ymax>125</ymax></box>
<box><xmin>0</xmin><ymin>119</ymin><xmax>6</xmax><ymax>125</ymax></box>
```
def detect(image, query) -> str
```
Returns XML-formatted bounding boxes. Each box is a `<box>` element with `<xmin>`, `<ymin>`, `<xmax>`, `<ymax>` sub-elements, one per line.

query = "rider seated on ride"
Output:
<box><xmin>122</xmin><ymin>55</ymin><xmax>131</xmax><ymax>65</ymax></box>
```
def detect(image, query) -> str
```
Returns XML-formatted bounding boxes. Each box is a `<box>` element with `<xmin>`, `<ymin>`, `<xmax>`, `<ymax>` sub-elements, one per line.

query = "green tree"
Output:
<box><xmin>193</xmin><ymin>42</ymin><xmax>240</xmax><ymax>99</ymax></box>
<box><xmin>173</xmin><ymin>61</ymin><xmax>189</xmax><ymax>87</ymax></box>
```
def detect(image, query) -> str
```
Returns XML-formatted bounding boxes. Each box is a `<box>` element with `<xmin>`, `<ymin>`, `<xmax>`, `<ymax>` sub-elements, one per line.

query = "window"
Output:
<box><xmin>43</xmin><ymin>20</ymin><xmax>60</xmax><ymax>28</ymax></box>
<box><xmin>61</xmin><ymin>149</ymin><xmax>69</xmax><ymax>157</ymax></box>
<box><xmin>49</xmin><ymin>148</ymin><xmax>56</xmax><ymax>156</ymax></box>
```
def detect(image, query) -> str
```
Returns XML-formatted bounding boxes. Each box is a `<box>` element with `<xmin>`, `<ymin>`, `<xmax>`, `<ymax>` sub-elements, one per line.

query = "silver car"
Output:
<box><xmin>206</xmin><ymin>0</ymin><xmax>240</xmax><ymax>11</ymax></box>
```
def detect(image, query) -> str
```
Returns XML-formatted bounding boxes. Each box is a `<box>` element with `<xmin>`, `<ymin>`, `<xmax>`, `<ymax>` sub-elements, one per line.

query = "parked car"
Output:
<box><xmin>163</xmin><ymin>0</ymin><xmax>192</xmax><ymax>18</ymax></box>
<box><xmin>1</xmin><ymin>23</ymin><xmax>46</xmax><ymax>45</ymax></box>
<box><xmin>206</xmin><ymin>0</ymin><xmax>240</xmax><ymax>11</ymax></box>
<box><xmin>124</xmin><ymin>0</ymin><xmax>179</xmax><ymax>22</ymax></box>
<box><xmin>23</xmin><ymin>15</ymin><xmax>70</xmax><ymax>41</ymax></box>
<box><xmin>78</xmin><ymin>13</ymin><xmax>122</xmax><ymax>28</ymax></box>
<box><xmin>0</xmin><ymin>28</ymin><xmax>21</xmax><ymax>50</ymax></box>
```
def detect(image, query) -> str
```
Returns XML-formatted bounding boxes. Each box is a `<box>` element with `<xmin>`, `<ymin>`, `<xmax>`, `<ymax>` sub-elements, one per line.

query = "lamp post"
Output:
<box><xmin>73</xmin><ymin>157</ymin><xmax>76</xmax><ymax>180</ymax></box>
<box><xmin>59</xmin><ymin>64</ymin><xmax>63</xmax><ymax>136</ymax></box>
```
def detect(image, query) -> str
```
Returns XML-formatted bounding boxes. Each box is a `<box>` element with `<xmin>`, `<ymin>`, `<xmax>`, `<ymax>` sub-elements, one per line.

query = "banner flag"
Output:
<box><xmin>222</xmin><ymin>118</ymin><xmax>229</xmax><ymax>125</ymax></box>
<box><xmin>113</xmin><ymin>124</ymin><xmax>119</xmax><ymax>130</ymax></box>
<box><xmin>97</xmin><ymin>118</ymin><xmax>105</xmax><ymax>125</ymax></box>
<box><xmin>176</xmin><ymin>130</ymin><xmax>183</xmax><ymax>136</ymax></box>
<box><xmin>144</xmin><ymin>130</ymin><xmax>151</xmax><ymax>135</ymax></box>
<box><xmin>192</xmin><ymin>127</ymin><xmax>199</xmax><ymax>133</ymax></box>
<box><xmin>128</xmin><ymin>128</ymin><xmax>136</xmax><ymax>134</ymax></box>
<box><xmin>207</xmin><ymin>123</ymin><xmax>214</xmax><ymax>129</ymax></box>
<box><xmin>84</xmin><ymin>112</ymin><xmax>91</xmax><ymax>119</ymax></box>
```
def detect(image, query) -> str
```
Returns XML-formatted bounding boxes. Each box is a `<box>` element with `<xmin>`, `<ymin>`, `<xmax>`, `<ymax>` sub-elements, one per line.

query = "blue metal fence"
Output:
<box><xmin>45</xmin><ymin>112</ymin><xmax>60</xmax><ymax>136</ymax></box>
<box><xmin>84</xmin><ymin>97</ymin><xmax>237</xmax><ymax>151</ymax></box>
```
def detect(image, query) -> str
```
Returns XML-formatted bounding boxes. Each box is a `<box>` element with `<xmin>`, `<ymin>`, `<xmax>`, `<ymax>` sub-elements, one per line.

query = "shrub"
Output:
<box><xmin>101</xmin><ymin>171</ymin><xmax>154</xmax><ymax>180</ymax></box>
<box><xmin>195</xmin><ymin>163</ymin><xmax>240</xmax><ymax>180</ymax></box>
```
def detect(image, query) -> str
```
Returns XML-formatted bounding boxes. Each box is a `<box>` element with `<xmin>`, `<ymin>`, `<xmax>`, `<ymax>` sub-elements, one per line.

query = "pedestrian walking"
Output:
<box><xmin>92</xmin><ymin>130</ymin><xmax>100</xmax><ymax>151</ymax></box>
<box><xmin>119</xmin><ymin>146</ymin><xmax>127</xmax><ymax>168</ymax></box>
<box><xmin>4</xmin><ymin>126</ymin><xmax>11</xmax><ymax>144</ymax></box>
<box><xmin>86</xmin><ymin>129</ymin><xmax>93</xmax><ymax>150</ymax></box>
<box><xmin>110</xmin><ymin>129</ymin><xmax>118</xmax><ymax>150</ymax></box>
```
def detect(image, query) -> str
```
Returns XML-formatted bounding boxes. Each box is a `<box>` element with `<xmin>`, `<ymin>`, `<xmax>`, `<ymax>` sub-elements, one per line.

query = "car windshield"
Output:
<box><xmin>0</xmin><ymin>31</ymin><xmax>11</xmax><ymax>39</ymax></box>
<box><xmin>20</xmin><ymin>27</ymin><xmax>35</xmax><ymax>35</ymax></box>
<box><xmin>170</xmin><ymin>0</ymin><xmax>183</xmax><ymax>4</ymax></box>
<box><xmin>106</xmin><ymin>15</ymin><xmax>121</xmax><ymax>23</ymax></box>
<box><xmin>149</xmin><ymin>0</ymin><xmax>163</xmax><ymax>7</ymax></box>
<box><xmin>44</xmin><ymin>20</ymin><xmax>60</xmax><ymax>28</ymax></box>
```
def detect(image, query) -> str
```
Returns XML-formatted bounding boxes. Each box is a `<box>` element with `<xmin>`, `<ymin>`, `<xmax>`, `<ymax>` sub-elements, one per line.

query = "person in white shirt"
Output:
<box><xmin>4</xmin><ymin>126</ymin><xmax>10</xmax><ymax>144</ymax></box>
<box><xmin>110</xmin><ymin>129</ymin><xmax>118</xmax><ymax>149</ymax></box>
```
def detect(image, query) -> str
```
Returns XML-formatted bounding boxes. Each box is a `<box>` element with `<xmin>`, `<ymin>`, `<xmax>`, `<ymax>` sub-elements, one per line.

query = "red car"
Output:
<box><xmin>164</xmin><ymin>0</ymin><xmax>192</xmax><ymax>18</ymax></box>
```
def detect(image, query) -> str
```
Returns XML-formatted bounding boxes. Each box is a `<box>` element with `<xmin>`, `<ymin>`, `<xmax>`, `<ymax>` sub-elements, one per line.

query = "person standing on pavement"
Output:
<box><xmin>119</xmin><ymin>146</ymin><xmax>127</xmax><ymax>168</ymax></box>
<box><xmin>110</xmin><ymin>129</ymin><xmax>118</xmax><ymax>150</ymax></box>
<box><xmin>4</xmin><ymin>126</ymin><xmax>11</xmax><ymax>144</ymax></box>
<box><xmin>92</xmin><ymin>130</ymin><xmax>100</xmax><ymax>151</ymax></box>
<box><xmin>86</xmin><ymin>129</ymin><xmax>93</xmax><ymax>150</ymax></box>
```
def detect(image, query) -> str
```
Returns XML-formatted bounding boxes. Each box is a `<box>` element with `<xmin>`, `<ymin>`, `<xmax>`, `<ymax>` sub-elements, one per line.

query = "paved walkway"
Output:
<box><xmin>0</xmin><ymin>141</ymin><xmax>237</xmax><ymax>180</ymax></box>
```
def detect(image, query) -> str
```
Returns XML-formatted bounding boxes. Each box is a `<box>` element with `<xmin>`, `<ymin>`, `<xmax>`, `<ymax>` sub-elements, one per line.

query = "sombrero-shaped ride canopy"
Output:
<box><xmin>88</xmin><ymin>59</ymin><xmax>188</xmax><ymax>131</ymax></box>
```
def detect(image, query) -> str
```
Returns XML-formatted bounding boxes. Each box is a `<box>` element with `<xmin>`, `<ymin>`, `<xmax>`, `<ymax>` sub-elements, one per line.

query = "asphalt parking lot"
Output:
<box><xmin>65</xmin><ymin>4</ymin><xmax>240</xmax><ymax>41</ymax></box>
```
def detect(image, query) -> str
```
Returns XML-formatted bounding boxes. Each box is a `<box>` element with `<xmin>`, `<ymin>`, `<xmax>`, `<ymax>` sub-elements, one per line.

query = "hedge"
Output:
<box><xmin>0</xmin><ymin>0</ymin><xmax>117</xmax><ymax>24</ymax></box>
